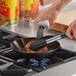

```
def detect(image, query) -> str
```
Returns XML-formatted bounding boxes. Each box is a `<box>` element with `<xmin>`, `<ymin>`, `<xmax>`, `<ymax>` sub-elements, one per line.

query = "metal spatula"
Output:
<box><xmin>30</xmin><ymin>32</ymin><xmax>66</xmax><ymax>51</ymax></box>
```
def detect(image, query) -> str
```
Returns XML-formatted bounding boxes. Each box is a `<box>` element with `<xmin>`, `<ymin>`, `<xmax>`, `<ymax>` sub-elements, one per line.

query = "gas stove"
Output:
<box><xmin>0</xmin><ymin>29</ymin><xmax>76</xmax><ymax>76</ymax></box>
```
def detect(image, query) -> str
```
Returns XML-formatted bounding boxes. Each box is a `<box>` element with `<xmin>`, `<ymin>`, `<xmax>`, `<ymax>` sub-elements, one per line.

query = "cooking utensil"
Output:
<box><xmin>37</xmin><ymin>26</ymin><xmax>45</xmax><ymax>39</ymax></box>
<box><xmin>10</xmin><ymin>36</ymin><xmax>60</xmax><ymax>58</ymax></box>
<box><xmin>50</xmin><ymin>23</ymin><xmax>68</xmax><ymax>32</ymax></box>
<box><xmin>30</xmin><ymin>32</ymin><xmax>66</xmax><ymax>51</ymax></box>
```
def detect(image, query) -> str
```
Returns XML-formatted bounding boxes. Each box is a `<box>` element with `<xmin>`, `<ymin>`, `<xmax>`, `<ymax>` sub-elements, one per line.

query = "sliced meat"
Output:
<box><xmin>25</xmin><ymin>40</ymin><xmax>48</xmax><ymax>53</ymax></box>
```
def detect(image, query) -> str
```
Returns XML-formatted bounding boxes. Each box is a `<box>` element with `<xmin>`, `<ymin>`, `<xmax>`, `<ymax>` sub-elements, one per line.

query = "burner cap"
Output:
<box><xmin>29</xmin><ymin>58</ymin><xmax>50</xmax><ymax>68</ymax></box>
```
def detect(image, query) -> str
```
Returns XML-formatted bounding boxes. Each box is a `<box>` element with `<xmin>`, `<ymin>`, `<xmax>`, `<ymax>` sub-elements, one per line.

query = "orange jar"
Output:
<box><xmin>24</xmin><ymin>0</ymin><xmax>39</xmax><ymax>20</ymax></box>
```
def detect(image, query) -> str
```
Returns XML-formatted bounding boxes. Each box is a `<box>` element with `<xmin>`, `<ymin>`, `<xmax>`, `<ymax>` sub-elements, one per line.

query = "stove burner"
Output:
<box><xmin>29</xmin><ymin>58</ymin><xmax>50</xmax><ymax>68</ymax></box>
<box><xmin>30</xmin><ymin>59</ymin><xmax>39</xmax><ymax>67</ymax></box>
<box><xmin>40</xmin><ymin>58</ymin><xmax>50</xmax><ymax>67</ymax></box>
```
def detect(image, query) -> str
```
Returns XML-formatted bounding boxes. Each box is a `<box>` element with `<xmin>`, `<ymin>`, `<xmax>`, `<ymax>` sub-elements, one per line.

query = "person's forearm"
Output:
<box><xmin>55</xmin><ymin>0</ymin><xmax>72</xmax><ymax>12</ymax></box>
<box><xmin>51</xmin><ymin>0</ymin><xmax>72</xmax><ymax>12</ymax></box>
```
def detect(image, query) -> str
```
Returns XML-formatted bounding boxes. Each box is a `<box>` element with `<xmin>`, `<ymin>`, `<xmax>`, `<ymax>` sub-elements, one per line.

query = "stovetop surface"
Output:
<box><xmin>0</xmin><ymin>29</ymin><xmax>76</xmax><ymax>76</ymax></box>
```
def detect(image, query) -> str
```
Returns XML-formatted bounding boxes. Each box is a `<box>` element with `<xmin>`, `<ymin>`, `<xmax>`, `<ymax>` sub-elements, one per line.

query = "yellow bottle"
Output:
<box><xmin>0</xmin><ymin>0</ymin><xmax>19</xmax><ymax>25</ymax></box>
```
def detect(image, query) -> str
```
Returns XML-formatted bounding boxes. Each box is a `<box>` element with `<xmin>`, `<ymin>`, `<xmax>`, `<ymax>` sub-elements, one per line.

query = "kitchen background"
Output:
<box><xmin>0</xmin><ymin>0</ymin><xmax>76</xmax><ymax>26</ymax></box>
<box><xmin>0</xmin><ymin>0</ymin><xmax>76</xmax><ymax>76</ymax></box>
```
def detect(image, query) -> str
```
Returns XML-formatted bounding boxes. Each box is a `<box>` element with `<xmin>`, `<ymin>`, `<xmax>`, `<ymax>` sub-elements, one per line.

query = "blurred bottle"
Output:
<box><xmin>0</xmin><ymin>14</ymin><xmax>6</xmax><ymax>26</ymax></box>
<box><xmin>0</xmin><ymin>0</ymin><xmax>19</xmax><ymax>26</ymax></box>
<box><xmin>19</xmin><ymin>0</ymin><xmax>25</xmax><ymax>21</ymax></box>
<box><xmin>24</xmin><ymin>0</ymin><xmax>39</xmax><ymax>21</ymax></box>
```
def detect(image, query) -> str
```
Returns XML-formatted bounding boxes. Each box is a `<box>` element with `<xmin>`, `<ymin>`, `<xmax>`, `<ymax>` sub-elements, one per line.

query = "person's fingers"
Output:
<box><xmin>66</xmin><ymin>27</ymin><xmax>73</xmax><ymax>39</ymax></box>
<box><xmin>49</xmin><ymin>12</ymin><xmax>58</xmax><ymax>26</ymax></box>
<box><xmin>34</xmin><ymin>17</ymin><xmax>42</xmax><ymax>26</ymax></box>
<box><xmin>72</xmin><ymin>24</ymin><xmax>76</xmax><ymax>39</ymax></box>
<box><xmin>49</xmin><ymin>18</ymin><xmax>54</xmax><ymax>25</ymax></box>
<box><xmin>49</xmin><ymin>16</ymin><xmax>56</xmax><ymax>25</ymax></box>
<box><xmin>34</xmin><ymin>13</ymin><xmax>48</xmax><ymax>26</ymax></box>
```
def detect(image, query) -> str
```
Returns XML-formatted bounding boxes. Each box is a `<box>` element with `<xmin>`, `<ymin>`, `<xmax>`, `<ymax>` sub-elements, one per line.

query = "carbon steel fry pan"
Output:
<box><xmin>10</xmin><ymin>36</ymin><xmax>60</xmax><ymax>58</ymax></box>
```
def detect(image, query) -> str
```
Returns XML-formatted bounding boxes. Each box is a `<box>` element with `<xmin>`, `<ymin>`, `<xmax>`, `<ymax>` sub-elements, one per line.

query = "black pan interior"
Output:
<box><xmin>11</xmin><ymin>36</ymin><xmax>60</xmax><ymax>54</ymax></box>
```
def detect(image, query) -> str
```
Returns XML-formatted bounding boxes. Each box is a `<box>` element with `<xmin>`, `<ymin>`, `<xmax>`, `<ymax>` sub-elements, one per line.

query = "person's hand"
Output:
<box><xmin>34</xmin><ymin>0</ymin><xmax>71</xmax><ymax>26</ymax></box>
<box><xmin>34</xmin><ymin>6</ymin><xmax>59</xmax><ymax>25</ymax></box>
<box><xmin>66</xmin><ymin>20</ymin><xmax>76</xmax><ymax>39</ymax></box>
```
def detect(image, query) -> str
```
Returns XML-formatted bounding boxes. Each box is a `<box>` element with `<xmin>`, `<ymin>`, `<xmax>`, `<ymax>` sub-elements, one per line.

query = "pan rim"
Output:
<box><xmin>10</xmin><ymin>37</ymin><xmax>61</xmax><ymax>54</ymax></box>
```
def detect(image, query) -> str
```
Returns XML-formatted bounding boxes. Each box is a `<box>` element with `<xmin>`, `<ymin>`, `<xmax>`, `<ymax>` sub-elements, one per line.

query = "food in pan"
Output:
<box><xmin>25</xmin><ymin>40</ymin><xmax>48</xmax><ymax>53</ymax></box>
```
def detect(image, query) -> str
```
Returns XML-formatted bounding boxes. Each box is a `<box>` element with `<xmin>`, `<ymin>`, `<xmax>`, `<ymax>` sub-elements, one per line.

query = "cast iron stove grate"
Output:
<box><xmin>1</xmin><ymin>48</ymin><xmax>76</xmax><ymax>72</ymax></box>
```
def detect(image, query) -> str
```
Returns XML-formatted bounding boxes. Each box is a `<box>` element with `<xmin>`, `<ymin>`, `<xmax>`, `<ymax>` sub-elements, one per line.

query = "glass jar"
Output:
<box><xmin>19</xmin><ymin>0</ymin><xmax>25</xmax><ymax>21</ymax></box>
<box><xmin>0</xmin><ymin>0</ymin><xmax>19</xmax><ymax>26</ymax></box>
<box><xmin>24</xmin><ymin>0</ymin><xmax>39</xmax><ymax>21</ymax></box>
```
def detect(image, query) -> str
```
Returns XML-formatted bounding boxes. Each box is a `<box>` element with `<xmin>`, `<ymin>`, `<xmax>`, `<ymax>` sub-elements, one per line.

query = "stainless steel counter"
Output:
<box><xmin>0</xmin><ymin>21</ymin><xmax>37</xmax><ymax>37</ymax></box>
<box><xmin>33</xmin><ymin>59</ymin><xmax>76</xmax><ymax>76</ymax></box>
